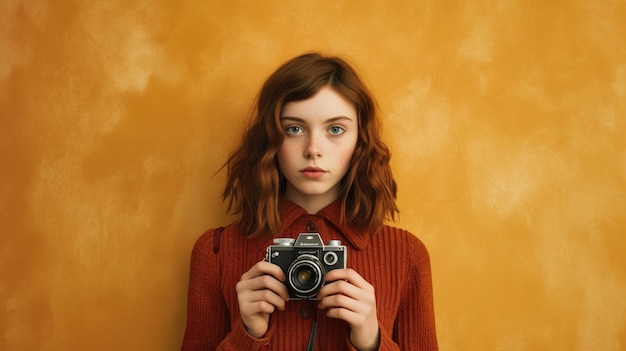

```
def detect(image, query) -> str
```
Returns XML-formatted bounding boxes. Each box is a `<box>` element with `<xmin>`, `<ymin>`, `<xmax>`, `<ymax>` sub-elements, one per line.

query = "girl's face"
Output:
<box><xmin>277</xmin><ymin>86</ymin><xmax>358</xmax><ymax>213</ymax></box>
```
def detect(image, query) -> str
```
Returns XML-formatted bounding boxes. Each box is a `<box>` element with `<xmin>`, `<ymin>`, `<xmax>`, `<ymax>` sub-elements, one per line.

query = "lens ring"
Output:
<box><xmin>288</xmin><ymin>255</ymin><xmax>324</xmax><ymax>295</ymax></box>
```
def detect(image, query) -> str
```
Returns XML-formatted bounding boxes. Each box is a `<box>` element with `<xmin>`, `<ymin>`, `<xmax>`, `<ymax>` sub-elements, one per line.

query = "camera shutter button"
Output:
<box><xmin>305</xmin><ymin>221</ymin><xmax>317</xmax><ymax>232</ymax></box>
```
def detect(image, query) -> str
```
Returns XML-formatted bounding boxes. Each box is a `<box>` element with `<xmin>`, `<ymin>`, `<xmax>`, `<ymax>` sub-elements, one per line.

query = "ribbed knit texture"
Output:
<box><xmin>181</xmin><ymin>200</ymin><xmax>438</xmax><ymax>351</ymax></box>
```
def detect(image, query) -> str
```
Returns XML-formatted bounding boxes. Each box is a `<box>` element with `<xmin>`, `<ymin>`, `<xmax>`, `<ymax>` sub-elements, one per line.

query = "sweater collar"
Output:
<box><xmin>279</xmin><ymin>200</ymin><xmax>370</xmax><ymax>250</ymax></box>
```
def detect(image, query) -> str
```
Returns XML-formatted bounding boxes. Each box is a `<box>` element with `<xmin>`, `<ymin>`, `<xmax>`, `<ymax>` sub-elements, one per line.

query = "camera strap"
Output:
<box><xmin>306</xmin><ymin>317</ymin><xmax>317</xmax><ymax>351</ymax></box>
<box><xmin>213</xmin><ymin>227</ymin><xmax>224</xmax><ymax>254</ymax></box>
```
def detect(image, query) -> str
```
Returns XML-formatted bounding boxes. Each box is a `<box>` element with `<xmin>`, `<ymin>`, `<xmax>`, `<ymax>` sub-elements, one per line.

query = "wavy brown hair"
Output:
<box><xmin>223</xmin><ymin>52</ymin><xmax>398</xmax><ymax>237</ymax></box>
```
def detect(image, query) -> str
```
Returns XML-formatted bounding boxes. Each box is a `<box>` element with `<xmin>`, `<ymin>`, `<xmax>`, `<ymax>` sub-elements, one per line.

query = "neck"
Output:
<box><xmin>283</xmin><ymin>188</ymin><xmax>339</xmax><ymax>214</ymax></box>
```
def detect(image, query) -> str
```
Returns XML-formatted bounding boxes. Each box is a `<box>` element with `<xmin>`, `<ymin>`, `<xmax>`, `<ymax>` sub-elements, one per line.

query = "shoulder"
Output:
<box><xmin>191</xmin><ymin>223</ymin><xmax>243</xmax><ymax>258</ymax></box>
<box><xmin>379</xmin><ymin>225</ymin><xmax>432</xmax><ymax>263</ymax></box>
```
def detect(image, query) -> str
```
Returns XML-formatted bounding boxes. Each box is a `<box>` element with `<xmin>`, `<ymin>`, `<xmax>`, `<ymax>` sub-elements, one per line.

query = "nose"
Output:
<box><xmin>304</xmin><ymin>134</ymin><xmax>322</xmax><ymax>159</ymax></box>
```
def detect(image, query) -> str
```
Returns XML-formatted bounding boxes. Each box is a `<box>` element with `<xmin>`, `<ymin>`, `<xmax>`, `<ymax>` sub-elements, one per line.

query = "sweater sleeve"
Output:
<box><xmin>342</xmin><ymin>324</ymin><xmax>397</xmax><ymax>351</ymax></box>
<box><xmin>180</xmin><ymin>229</ymin><xmax>270</xmax><ymax>351</ymax></box>
<box><xmin>343</xmin><ymin>231</ymin><xmax>438</xmax><ymax>351</ymax></box>
<box><xmin>391</xmin><ymin>234</ymin><xmax>439</xmax><ymax>350</ymax></box>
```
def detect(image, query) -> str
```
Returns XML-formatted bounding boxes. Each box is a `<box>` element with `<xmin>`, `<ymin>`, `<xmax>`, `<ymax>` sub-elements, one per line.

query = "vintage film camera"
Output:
<box><xmin>265</xmin><ymin>233</ymin><xmax>346</xmax><ymax>300</ymax></box>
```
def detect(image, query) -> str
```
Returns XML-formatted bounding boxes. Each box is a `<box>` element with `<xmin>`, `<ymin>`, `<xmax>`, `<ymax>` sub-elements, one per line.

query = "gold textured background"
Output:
<box><xmin>1</xmin><ymin>1</ymin><xmax>625</xmax><ymax>350</ymax></box>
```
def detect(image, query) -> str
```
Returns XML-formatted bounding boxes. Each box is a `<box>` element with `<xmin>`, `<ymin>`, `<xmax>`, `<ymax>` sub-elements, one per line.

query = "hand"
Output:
<box><xmin>317</xmin><ymin>268</ymin><xmax>380</xmax><ymax>351</ymax></box>
<box><xmin>235</xmin><ymin>261</ymin><xmax>289</xmax><ymax>338</ymax></box>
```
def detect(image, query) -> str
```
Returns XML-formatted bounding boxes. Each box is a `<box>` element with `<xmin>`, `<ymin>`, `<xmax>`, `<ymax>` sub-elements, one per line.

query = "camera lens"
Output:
<box><xmin>296</xmin><ymin>267</ymin><xmax>314</xmax><ymax>285</ymax></box>
<box><xmin>288</xmin><ymin>255</ymin><xmax>324</xmax><ymax>297</ymax></box>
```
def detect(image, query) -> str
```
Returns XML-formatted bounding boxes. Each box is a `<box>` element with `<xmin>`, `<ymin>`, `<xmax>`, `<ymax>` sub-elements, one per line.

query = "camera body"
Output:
<box><xmin>265</xmin><ymin>233</ymin><xmax>346</xmax><ymax>300</ymax></box>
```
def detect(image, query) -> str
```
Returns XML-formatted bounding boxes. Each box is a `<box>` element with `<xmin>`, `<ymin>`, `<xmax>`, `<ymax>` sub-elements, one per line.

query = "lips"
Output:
<box><xmin>299</xmin><ymin>166</ymin><xmax>327</xmax><ymax>179</ymax></box>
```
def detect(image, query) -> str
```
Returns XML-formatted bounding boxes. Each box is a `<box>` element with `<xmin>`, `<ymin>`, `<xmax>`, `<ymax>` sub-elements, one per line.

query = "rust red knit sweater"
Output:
<box><xmin>181</xmin><ymin>201</ymin><xmax>438</xmax><ymax>350</ymax></box>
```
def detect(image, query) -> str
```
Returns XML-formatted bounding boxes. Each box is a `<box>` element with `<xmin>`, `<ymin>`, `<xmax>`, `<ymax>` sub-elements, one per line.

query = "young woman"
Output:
<box><xmin>181</xmin><ymin>53</ymin><xmax>438</xmax><ymax>351</ymax></box>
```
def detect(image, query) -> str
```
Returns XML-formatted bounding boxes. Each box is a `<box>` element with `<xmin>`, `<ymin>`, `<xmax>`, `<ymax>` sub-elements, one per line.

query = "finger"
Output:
<box><xmin>320</xmin><ymin>270</ymin><xmax>374</xmax><ymax>301</ymax></box>
<box><xmin>317</xmin><ymin>290</ymin><xmax>361</xmax><ymax>312</ymax></box>
<box><xmin>241</xmin><ymin>261</ymin><xmax>286</xmax><ymax>281</ymax></box>
<box><xmin>243</xmin><ymin>288</ymin><xmax>288</xmax><ymax>312</ymax></box>
<box><xmin>318</xmin><ymin>276</ymin><xmax>376</xmax><ymax>310</ymax></box>
<box><xmin>324</xmin><ymin>305</ymin><xmax>364</xmax><ymax>325</ymax></box>
<box><xmin>237</xmin><ymin>275</ymin><xmax>290</xmax><ymax>301</ymax></box>
<box><xmin>324</xmin><ymin>268</ymin><xmax>369</xmax><ymax>288</ymax></box>
<box><xmin>319</xmin><ymin>292</ymin><xmax>378</xmax><ymax>331</ymax></box>
<box><xmin>317</xmin><ymin>279</ymin><xmax>359</xmax><ymax>300</ymax></box>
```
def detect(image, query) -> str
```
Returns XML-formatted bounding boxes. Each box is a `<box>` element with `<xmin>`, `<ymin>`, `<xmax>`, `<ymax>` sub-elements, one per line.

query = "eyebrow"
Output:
<box><xmin>279</xmin><ymin>116</ymin><xmax>354</xmax><ymax>123</ymax></box>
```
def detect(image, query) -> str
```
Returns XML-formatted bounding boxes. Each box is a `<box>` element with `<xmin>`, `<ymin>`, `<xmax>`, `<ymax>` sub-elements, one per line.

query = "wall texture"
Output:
<box><xmin>1</xmin><ymin>1</ymin><xmax>625</xmax><ymax>350</ymax></box>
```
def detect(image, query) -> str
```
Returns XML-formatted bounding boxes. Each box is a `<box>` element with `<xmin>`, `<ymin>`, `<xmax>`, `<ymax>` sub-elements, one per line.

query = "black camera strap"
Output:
<box><xmin>306</xmin><ymin>317</ymin><xmax>317</xmax><ymax>351</ymax></box>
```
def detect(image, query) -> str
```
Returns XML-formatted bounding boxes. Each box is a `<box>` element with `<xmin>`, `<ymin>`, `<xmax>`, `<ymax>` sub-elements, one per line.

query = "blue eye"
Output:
<box><xmin>329</xmin><ymin>126</ymin><xmax>345</xmax><ymax>135</ymax></box>
<box><xmin>285</xmin><ymin>126</ymin><xmax>303</xmax><ymax>135</ymax></box>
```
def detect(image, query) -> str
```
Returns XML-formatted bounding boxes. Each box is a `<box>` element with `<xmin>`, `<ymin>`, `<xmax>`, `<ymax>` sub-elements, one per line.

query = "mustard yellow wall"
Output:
<box><xmin>1</xmin><ymin>1</ymin><xmax>625</xmax><ymax>350</ymax></box>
